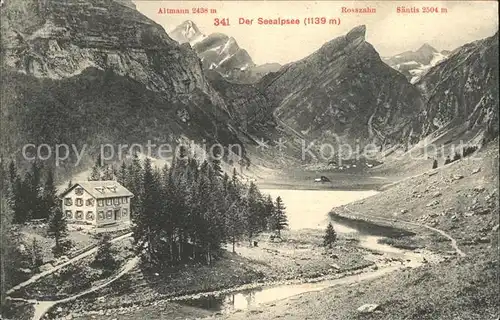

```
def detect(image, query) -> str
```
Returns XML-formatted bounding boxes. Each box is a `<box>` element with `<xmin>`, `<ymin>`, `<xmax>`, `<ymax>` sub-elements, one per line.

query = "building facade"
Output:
<box><xmin>60</xmin><ymin>181</ymin><xmax>133</xmax><ymax>228</ymax></box>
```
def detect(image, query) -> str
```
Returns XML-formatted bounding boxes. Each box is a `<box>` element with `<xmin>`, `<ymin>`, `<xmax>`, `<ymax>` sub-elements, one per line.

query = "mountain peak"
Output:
<box><xmin>346</xmin><ymin>25</ymin><xmax>366</xmax><ymax>43</ymax></box>
<box><xmin>176</xmin><ymin>20</ymin><xmax>201</xmax><ymax>33</ymax></box>
<box><xmin>170</xmin><ymin>20</ymin><xmax>203</xmax><ymax>44</ymax></box>
<box><xmin>417</xmin><ymin>43</ymin><xmax>438</xmax><ymax>53</ymax></box>
<box><xmin>180</xmin><ymin>20</ymin><xmax>197</xmax><ymax>27</ymax></box>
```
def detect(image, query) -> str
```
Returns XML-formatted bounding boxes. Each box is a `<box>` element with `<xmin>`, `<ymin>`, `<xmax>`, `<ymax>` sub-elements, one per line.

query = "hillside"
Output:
<box><xmin>416</xmin><ymin>32</ymin><xmax>499</xmax><ymax>145</ymax></box>
<box><xmin>0</xmin><ymin>0</ymin><xmax>248</xmax><ymax>171</ymax></box>
<box><xmin>0</xmin><ymin>67</ymin><xmax>241</xmax><ymax>165</ymax></box>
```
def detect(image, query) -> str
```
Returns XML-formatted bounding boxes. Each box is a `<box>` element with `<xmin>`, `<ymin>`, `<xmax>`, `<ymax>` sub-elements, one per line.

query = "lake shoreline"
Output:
<box><xmin>254</xmin><ymin>172</ymin><xmax>394</xmax><ymax>192</ymax></box>
<box><xmin>255</xmin><ymin>182</ymin><xmax>387</xmax><ymax>192</ymax></box>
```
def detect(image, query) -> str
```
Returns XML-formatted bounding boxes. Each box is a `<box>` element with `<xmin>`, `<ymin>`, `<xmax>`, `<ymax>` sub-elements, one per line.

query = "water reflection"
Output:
<box><xmin>177</xmin><ymin>190</ymin><xmax>420</xmax><ymax>314</ymax></box>
<box><xmin>178</xmin><ymin>217</ymin><xmax>420</xmax><ymax>314</ymax></box>
<box><xmin>179</xmin><ymin>282</ymin><xmax>340</xmax><ymax>312</ymax></box>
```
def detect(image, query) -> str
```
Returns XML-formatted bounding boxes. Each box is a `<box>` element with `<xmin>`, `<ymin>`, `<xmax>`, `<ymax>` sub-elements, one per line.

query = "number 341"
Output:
<box><xmin>214</xmin><ymin>18</ymin><xmax>230</xmax><ymax>26</ymax></box>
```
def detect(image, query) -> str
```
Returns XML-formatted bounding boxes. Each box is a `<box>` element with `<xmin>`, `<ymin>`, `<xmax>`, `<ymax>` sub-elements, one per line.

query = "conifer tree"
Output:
<box><xmin>264</xmin><ymin>194</ymin><xmax>275</xmax><ymax>229</ymax></box>
<box><xmin>127</xmin><ymin>153</ymin><xmax>143</xmax><ymax>216</ymax></box>
<box><xmin>88</xmin><ymin>155</ymin><xmax>103</xmax><ymax>181</ymax></box>
<box><xmin>133</xmin><ymin>158</ymin><xmax>163</xmax><ymax>264</ymax></box>
<box><xmin>210</xmin><ymin>147</ymin><xmax>224</xmax><ymax>179</ymax></box>
<box><xmin>41</xmin><ymin>168</ymin><xmax>58</xmax><ymax>220</ymax></box>
<box><xmin>47</xmin><ymin>205</ymin><xmax>71</xmax><ymax>257</ymax></box>
<box><xmin>231</xmin><ymin>168</ymin><xmax>238</xmax><ymax>185</ymax></box>
<box><xmin>323</xmin><ymin>223</ymin><xmax>337</xmax><ymax>248</ymax></box>
<box><xmin>7</xmin><ymin>161</ymin><xmax>27</xmax><ymax>224</ymax></box>
<box><xmin>271</xmin><ymin>196</ymin><xmax>288</xmax><ymax>237</ymax></box>
<box><xmin>1</xmin><ymin>195</ymin><xmax>25</xmax><ymax>306</ymax></box>
<box><xmin>88</xmin><ymin>164</ymin><xmax>101</xmax><ymax>181</ymax></box>
<box><xmin>24</xmin><ymin>161</ymin><xmax>43</xmax><ymax>219</ymax></box>
<box><xmin>102</xmin><ymin>165</ymin><xmax>115</xmax><ymax>180</ymax></box>
<box><xmin>119</xmin><ymin>161</ymin><xmax>128</xmax><ymax>183</ymax></box>
<box><xmin>226</xmin><ymin>200</ymin><xmax>245</xmax><ymax>253</ymax></box>
<box><xmin>222</xmin><ymin>173</ymin><xmax>230</xmax><ymax>194</ymax></box>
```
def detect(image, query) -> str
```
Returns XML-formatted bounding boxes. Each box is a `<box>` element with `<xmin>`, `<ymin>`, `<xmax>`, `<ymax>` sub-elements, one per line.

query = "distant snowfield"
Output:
<box><xmin>383</xmin><ymin>48</ymin><xmax>450</xmax><ymax>84</ymax></box>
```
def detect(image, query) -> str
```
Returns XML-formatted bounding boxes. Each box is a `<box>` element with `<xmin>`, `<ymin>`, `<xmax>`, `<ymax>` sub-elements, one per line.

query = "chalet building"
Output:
<box><xmin>60</xmin><ymin>181</ymin><xmax>133</xmax><ymax>228</ymax></box>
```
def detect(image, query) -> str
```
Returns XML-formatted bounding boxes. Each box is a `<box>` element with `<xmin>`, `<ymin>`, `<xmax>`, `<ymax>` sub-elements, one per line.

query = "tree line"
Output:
<box><xmin>114</xmin><ymin>152</ymin><xmax>288</xmax><ymax>267</ymax></box>
<box><xmin>1</xmin><ymin>159</ymin><xmax>72</xmax><ymax>258</ymax></box>
<box><xmin>2</xmin><ymin>160</ymin><xmax>59</xmax><ymax>224</ymax></box>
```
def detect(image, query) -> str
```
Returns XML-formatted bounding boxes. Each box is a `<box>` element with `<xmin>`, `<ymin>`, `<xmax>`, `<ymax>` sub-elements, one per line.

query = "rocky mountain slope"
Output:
<box><xmin>0</xmin><ymin>0</ymin><xmax>248</xmax><ymax>168</ymax></box>
<box><xmin>416</xmin><ymin>32</ymin><xmax>499</xmax><ymax>146</ymax></box>
<box><xmin>1</xmin><ymin>0</ymin><xmax>497</xmax><ymax>171</ymax></box>
<box><xmin>258</xmin><ymin>25</ymin><xmax>425</xmax><ymax>153</ymax></box>
<box><xmin>383</xmin><ymin>44</ymin><xmax>449</xmax><ymax>83</ymax></box>
<box><xmin>169</xmin><ymin>21</ymin><xmax>281</xmax><ymax>84</ymax></box>
<box><xmin>193</xmin><ymin>33</ymin><xmax>255</xmax><ymax>72</ymax></box>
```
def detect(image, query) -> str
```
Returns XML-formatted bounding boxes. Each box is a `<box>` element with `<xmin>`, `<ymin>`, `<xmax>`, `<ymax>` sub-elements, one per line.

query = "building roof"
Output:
<box><xmin>60</xmin><ymin>180</ymin><xmax>134</xmax><ymax>199</ymax></box>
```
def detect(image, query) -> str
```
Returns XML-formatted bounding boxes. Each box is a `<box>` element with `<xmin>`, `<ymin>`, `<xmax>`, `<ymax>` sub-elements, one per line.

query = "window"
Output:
<box><xmin>114</xmin><ymin>198</ymin><xmax>120</xmax><ymax>205</ymax></box>
<box><xmin>86</xmin><ymin>199</ymin><xmax>95</xmax><ymax>206</ymax></box>
<box><xmin>86</xmin><ymin>211</ymin><xmax>94</xmax><ymax>220</ymax></box>
<box><xmin>106</xmin><ymin>210</ymin><xmax>113</xmax><ymax>219</ymax></box>
<box><xmin>98</xmin><ymin>199</ymin><xmax>104</xmax><ymax>207</ymax></box>
<box><xmin>65</xmin><ymin>210</ymin><xmax>73</xmax><ymax>219</ymax></box>
<box><xmin>106</xmin><ymin>199</ymin><xmax>112</xmax><ymax>206</ymax></box>
<box><xmin>75</xmin><ymin>187</ymin><xmax>84</xmax><ymax>196</ymax></box>
<box><xmin>95</xmin><ymin>187</ymin><xmax>104</xmax><ymax>194</ymax></box>
<box><xmin>98</xmin><ymin>211</ymin><xmax>104</xmax><ymax>220</ymax></box>
<box><xmin>76</xmin><ymin>198</ymin><xmax>83</xmax><ymax>207</ymax></box>
<box><xmin>64</xmin><ymin>198</ymin><xmax>72</xmax><ymax>206</ymax></box>
<box><xmin>75</xmin><ymin>211</ymin><xmax>83</xmax><ymax>220</ymax></box>
<box><xmin>121</xmin><ymin>197</ymin><xmax>126</xmax><ymax>204</ymax></box>
<box><xmin>122</xmin><ymin>208</ymin><xmax>128</xmax><ymax>217</ymax></box>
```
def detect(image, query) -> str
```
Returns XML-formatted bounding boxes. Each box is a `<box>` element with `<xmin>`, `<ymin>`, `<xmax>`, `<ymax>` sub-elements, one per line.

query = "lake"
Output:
<box><xmin>261</xmin><ymin>189</ymin><xmax>379</xmax><ymax>230</ymax></box>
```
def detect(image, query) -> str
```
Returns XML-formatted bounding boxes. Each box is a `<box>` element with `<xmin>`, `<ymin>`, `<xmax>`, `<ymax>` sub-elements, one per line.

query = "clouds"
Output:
<box><xmin>136</xmin><ymin>1</ymin><xmax>498</xmax><ymax>64</ymax></box>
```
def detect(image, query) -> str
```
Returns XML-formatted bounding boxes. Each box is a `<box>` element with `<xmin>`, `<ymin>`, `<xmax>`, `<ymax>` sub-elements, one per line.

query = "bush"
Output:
<box><xmin>52</xmin><ymin>238</ymin><xmax>73</xmax><ymax>258</ymax></box>
<box><xmin>432</xmin><ymin>159</ymin><xmax>438</xmax><ymax>169</ymax></box>
<box><xmin>92</xmin><ymin>234</ymin><xmax>118</xmax><ymax>273</ymax></box>
<box><xmin>462</xmin><ymin>145</ymin><xmax>479</xmax><ymax>158</ymax></box>
<box><xmin>50</xmin><ymin>264</ymin><xmax>93</xmax><ymax>295</ymax></box>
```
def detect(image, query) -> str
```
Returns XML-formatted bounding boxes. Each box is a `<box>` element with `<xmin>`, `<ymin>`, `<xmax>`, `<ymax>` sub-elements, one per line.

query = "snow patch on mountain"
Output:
<box><xmin>383</xmin><ymin>44</ymin><xmax>450</xmax><ymax>83</ymax></box>
<box><xmin>168</xmin><ymin>20</ymin><xmax>281</xmax><ymax>83</ymax></box>
<box><xmin>169</xmin><ymin>20</ymin><xmax>204</xmax><ymax>44</ymax></box>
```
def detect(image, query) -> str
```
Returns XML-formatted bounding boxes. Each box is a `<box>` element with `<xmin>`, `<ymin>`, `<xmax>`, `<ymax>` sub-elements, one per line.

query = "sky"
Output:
<box><xmin>134</xmin><ymin>1</ymin><xmax>499</xmax><ymax>65</ymax></box>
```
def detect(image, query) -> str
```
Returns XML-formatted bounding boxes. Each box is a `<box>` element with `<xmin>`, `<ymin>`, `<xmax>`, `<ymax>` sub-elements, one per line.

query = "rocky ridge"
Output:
<box><xmin>257</xmin><ymin>25</ymin><xmax>425</xmax><ymax>153</ymax></box>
